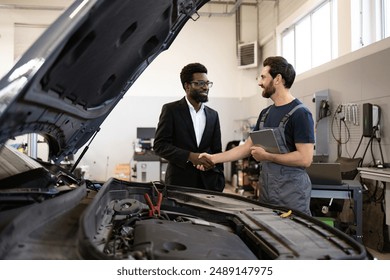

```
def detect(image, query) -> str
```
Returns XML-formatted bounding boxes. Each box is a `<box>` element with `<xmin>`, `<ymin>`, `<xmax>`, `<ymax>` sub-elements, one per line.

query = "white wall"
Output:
<box><xmin>128</xmin><ymin>10</ymin><xmax>259</xmax><ymax>99</ymax></box>
<box><xmin>258</xmin><ymin>0</ymin><xmax>390</xmax><ymax>167</ymax></box>
<box><xmin>5</xmin><ymin>0</ymin><xmax>389</xmax><ymax>181</ymax></box>
<box><xmin>0</xmin><ymin>7</ymin><xmax>62</xmax><ymax>76</ymax></box>
<box><xmin>0</xmin><ymin>2</ymin><xmax>265</xmax><ymax>181</ymax></box>
<box><xmin>293</xmin><ymin>37</ymin><xmax>390</xmax><ymax>165</ymax></box>
<box><xmin>81</xmin><ymin>12</ymin><xmax>264</xmax><ymax>181</ymax></box>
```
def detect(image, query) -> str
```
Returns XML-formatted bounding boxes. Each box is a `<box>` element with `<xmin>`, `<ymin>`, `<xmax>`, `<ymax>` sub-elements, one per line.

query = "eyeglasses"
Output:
<box><xmin>190</xmin><ymin>80</ymin><xmax>213</xmax><ymax>88</ymax></box>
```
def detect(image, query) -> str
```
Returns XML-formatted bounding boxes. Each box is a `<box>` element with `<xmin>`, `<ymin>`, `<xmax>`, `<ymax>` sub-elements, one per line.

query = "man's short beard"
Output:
<box><xmin>262</xmin><ymin>81</ymin><xmax>276</xmax><ymax>99</ymax></box>
<box><xmin>191</xmin><ymin>89</ymin><xmax>209</xmax><ymax>103</ymax></box>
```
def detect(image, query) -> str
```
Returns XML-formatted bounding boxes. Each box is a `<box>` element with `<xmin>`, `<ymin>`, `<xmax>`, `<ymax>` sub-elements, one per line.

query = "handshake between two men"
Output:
<box><xmin>188</xmin><ymin>152</ymin><xmax>215</xmax><ymax>171</ymax></box>
<box><xmin>189</xmin><ymin>144</ymin><xmax>269</xmax><ymax>171</ymax></box>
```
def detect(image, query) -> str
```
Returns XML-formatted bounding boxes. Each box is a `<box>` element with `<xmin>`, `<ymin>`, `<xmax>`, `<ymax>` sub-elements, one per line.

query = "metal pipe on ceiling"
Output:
<box><xmin>0</xmin><ymin>4</ymin><xmax>66</xmax><ymax>11</ymax></box>
<box><xmin>199</xmin><ymin>0</ymin><xmax>244</xmax><ymax>17</ymax></box>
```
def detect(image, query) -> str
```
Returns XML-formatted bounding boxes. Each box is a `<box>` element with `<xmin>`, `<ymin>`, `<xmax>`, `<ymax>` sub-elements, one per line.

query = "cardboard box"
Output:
<box><xmin>113</xmin><ymin>163</ymin><xmax>131</xmax><ymax>181</ymax></box>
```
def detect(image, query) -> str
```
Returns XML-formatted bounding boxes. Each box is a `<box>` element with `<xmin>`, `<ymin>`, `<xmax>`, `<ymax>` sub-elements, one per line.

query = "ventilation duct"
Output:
<box><xmin>237</xmin><ymin>41</ymin><xmax>258</xmax><ymax>69</ymax></box>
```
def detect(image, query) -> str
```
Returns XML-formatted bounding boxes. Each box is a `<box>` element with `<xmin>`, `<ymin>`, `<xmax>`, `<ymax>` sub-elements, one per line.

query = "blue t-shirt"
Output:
<box><xmin>253</xmin><ymin>99</ymin><xmax>315</xmax><ymax>152</ymax></box>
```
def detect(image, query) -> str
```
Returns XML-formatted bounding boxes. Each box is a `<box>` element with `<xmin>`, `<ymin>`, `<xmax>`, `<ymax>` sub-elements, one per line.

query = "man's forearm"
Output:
<box><xmin>212</xmin><ymin>143</ymin><xmax>251</xmax><ymax>164</ymax></box>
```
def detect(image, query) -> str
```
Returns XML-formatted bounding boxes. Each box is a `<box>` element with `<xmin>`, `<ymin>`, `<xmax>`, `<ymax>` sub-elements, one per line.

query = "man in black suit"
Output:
<box><xmin>153</xmin><ymin>63</ymin><xmax>225</xmax><ymax>191</ymax></box>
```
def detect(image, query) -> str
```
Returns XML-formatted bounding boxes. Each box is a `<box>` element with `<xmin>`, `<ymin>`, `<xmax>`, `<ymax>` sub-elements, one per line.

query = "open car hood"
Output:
<box><xmin>0</xmin><ymin>178</ymin><xmax>369</xmax><ymax>260</ymax></box>
<box><xmin>0</xmin><ymin>0</ymin><xmax>208</xmax><ymax>163</ymax></box>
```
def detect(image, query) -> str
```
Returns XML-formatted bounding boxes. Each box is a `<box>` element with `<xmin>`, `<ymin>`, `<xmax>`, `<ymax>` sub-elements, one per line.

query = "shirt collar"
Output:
<box><xmin>185</xmin><ymin>96</ymin><xmax>204</xmax><ymax>112</ymax></box>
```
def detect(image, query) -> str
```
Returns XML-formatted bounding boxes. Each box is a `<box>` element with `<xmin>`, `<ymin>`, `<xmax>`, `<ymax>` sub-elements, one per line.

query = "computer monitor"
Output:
<box><xmin>137</xmin><ymin>127</ymin><xmax>156</xmax><ymax>139</ymax></box>
<box><xmin>136</xmin><ymin>127</ymin><xmax>156</xmax><ymax>150</ymax></box>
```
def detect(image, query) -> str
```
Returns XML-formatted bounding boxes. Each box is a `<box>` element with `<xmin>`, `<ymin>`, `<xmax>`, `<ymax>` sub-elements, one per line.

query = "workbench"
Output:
<box><xmin>311</xmin><ymin>180</ymin><xmax>363</xmax><ymax>243</ymax></box>
<box><xmin>358</xmin><ymin>167</ymin><xmax>390</xmax><ymax>226</ymax></box>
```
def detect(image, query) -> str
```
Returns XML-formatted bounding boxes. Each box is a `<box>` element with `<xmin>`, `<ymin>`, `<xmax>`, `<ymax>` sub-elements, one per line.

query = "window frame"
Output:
<box><xmin>279</xmin><ymin>0</ymin><xmax>336</xmax><ymax>74</ymax></box>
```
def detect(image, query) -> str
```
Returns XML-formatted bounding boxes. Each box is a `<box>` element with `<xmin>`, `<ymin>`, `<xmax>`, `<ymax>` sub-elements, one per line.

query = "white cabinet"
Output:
<box><xmin>135</xmin><ymin>161</ymin><xmax>160</xmax><ymax>182</ymax></box>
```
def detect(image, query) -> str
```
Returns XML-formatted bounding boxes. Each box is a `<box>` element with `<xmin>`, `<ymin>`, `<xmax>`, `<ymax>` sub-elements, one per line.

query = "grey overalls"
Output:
<box><xmin>258</xmin><ymin>104</ymin><xmax>312</xmax><ymax>215</ymax></box>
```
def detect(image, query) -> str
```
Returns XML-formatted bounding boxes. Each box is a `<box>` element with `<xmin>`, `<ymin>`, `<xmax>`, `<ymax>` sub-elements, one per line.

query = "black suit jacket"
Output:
<box><xmin>153</xmin><ymin>97</ymin><xmax>225</xmax><ymax>191</ymax></box>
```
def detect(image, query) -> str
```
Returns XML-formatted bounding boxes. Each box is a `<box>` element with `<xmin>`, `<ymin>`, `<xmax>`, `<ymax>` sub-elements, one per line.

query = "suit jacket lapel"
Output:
<box><xmin>178</xmin><ymin>97</ymin><xmax>197</xmax><ymax>147</ymax></box>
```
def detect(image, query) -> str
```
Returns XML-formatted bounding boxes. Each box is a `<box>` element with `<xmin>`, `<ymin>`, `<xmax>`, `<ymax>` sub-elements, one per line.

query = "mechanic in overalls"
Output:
<box><xmin>197</xmin><ymin>56</ymin><xmax>315</xmax><ymax>215</ymax></box>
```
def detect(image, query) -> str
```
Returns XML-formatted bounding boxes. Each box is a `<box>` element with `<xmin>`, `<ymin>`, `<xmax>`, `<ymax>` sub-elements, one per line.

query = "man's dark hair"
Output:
<box><xmin>180</xmin><ymin>63</ymin><xmax>208</xmax><ymax>89</ymax></box>
<box><xmin>263</xmin><ymin>56</ymin><xmax>295</xmax><ymax>89</ymax></box>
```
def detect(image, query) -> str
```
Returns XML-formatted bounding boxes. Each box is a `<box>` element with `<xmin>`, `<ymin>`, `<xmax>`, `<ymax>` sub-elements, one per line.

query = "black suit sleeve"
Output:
<box><xmin>153</xmin><ymin>102</ymin><xmax>191</xmax><ymax>168</ymax></box>
<box><xmin>211</xmin><ymin>112</ymin><xmax>223</xmax><ymax>155</ymax></box>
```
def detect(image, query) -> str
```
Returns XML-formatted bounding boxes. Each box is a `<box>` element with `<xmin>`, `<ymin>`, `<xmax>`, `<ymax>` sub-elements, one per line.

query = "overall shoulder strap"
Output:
<box><xmin>259</xmin><ymin>106</ymin><xmax>273</xmax><ymax>128</ymax></box>
<box><xmin>279</xmin><ymin>103</ymin><xmax>306</xmax><ymax>127</ymax></box>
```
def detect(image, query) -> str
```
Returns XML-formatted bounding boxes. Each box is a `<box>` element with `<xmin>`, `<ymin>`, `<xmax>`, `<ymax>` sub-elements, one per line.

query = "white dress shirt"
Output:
<box><xmin>185</xmin><ymin>97</ymin><xmax>206</xmax><ymax>147</ymax></box>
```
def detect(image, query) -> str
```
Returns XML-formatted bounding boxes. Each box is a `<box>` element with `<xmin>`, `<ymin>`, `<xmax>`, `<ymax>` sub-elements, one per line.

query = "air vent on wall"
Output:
<box><xmin>238</xmin><ymin>41</ymin><xmax>258</xmax><ymax>69</ymax></box>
